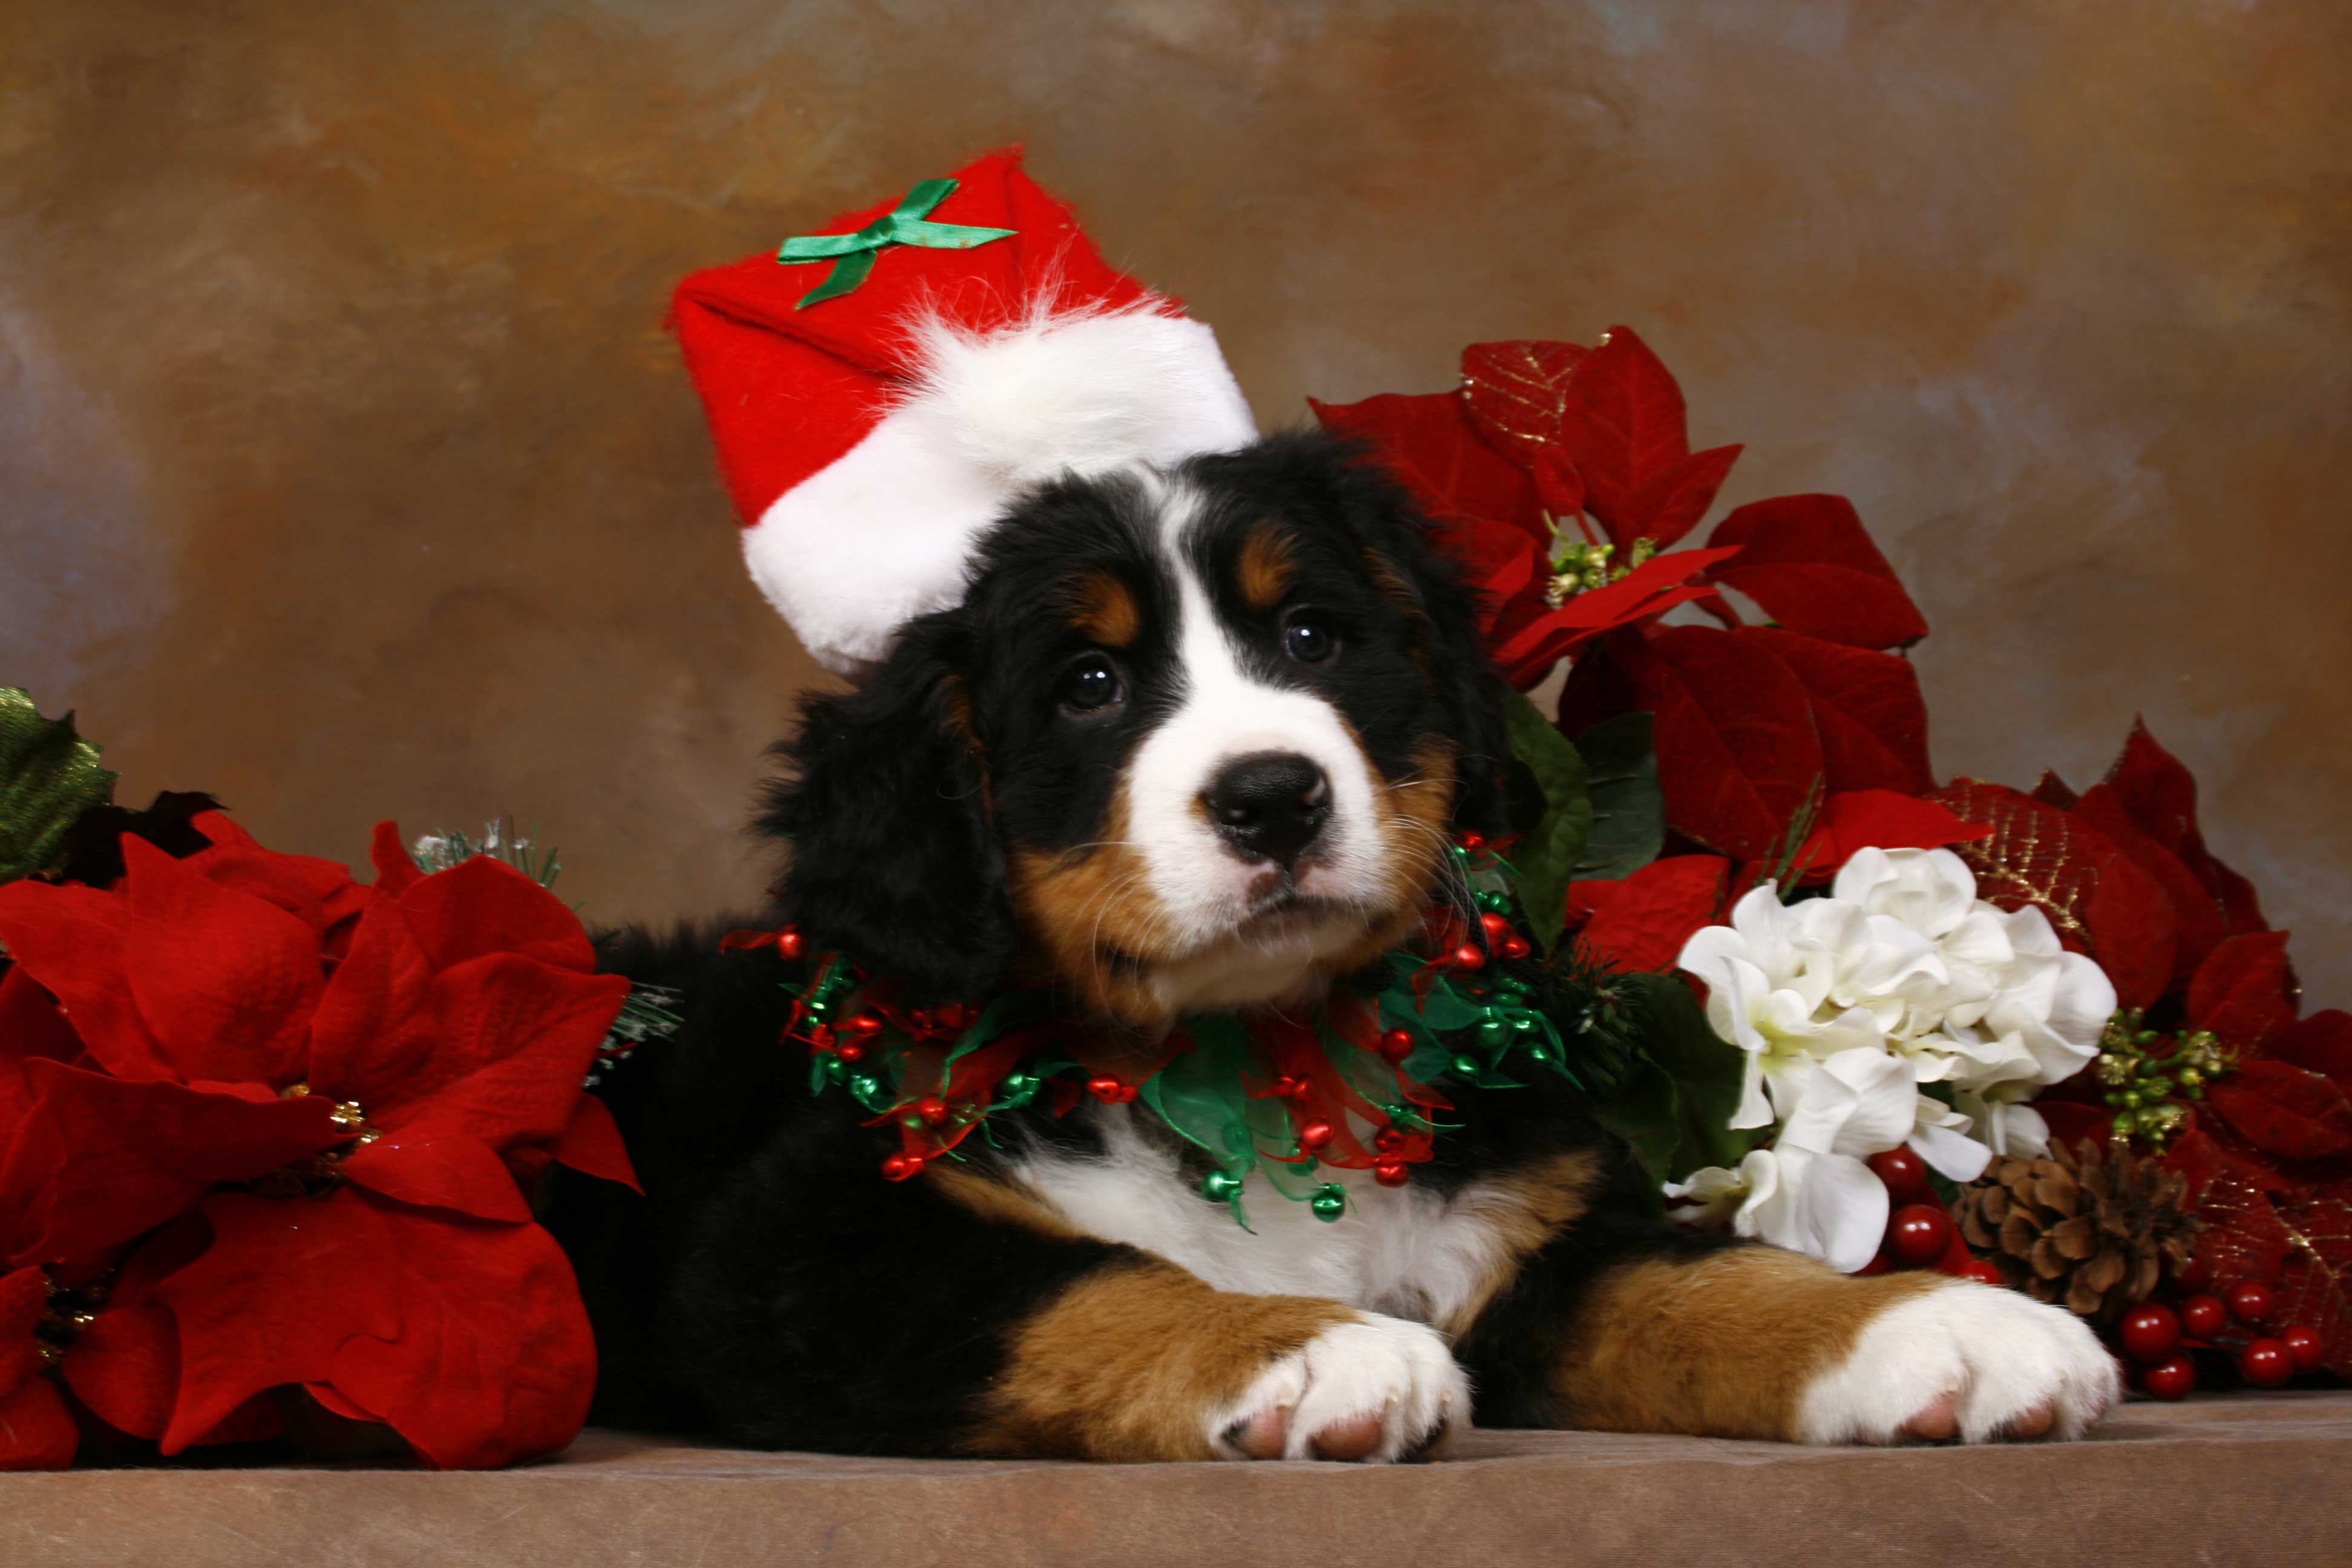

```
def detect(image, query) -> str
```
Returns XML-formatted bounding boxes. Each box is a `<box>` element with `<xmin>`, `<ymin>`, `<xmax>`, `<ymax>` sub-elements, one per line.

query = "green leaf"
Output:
<box><xmin>1589</xmin><ymin>971</ymin><xmax>1765</xmax><ymax>1195</ymax></box>
<box><xmin>1570</xmin><ymin>712</ymin><xmax>1664</xmax><ymax>881</ymax></box>
<box><xmin>0</xmin><ymin>688</ymin><xmax>119</xmax><ymax>884</ymax></box>
<box><xmin>1500</xmin><ymin>687</ymin><xmax>1591</xmax><ymax>953</ymax></box>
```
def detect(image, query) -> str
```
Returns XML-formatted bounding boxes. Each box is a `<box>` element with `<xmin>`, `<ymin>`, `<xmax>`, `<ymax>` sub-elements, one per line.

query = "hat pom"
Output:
<box><xmin>908</xmin><ymin>300</ymin><xmax>1256</xmax><ymax>488</ymax></box>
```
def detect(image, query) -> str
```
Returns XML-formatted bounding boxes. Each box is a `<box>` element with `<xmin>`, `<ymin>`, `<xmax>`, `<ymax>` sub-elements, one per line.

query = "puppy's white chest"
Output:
<box><xmin>1010</xmin><ymin>1109</ymin><xmax>1514</xmax><ymax>1333</ymax></box>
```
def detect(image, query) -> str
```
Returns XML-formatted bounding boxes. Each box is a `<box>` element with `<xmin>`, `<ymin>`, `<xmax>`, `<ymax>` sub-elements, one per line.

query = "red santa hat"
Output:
<box><xmin>671</xmin><ymin>149</ymin><xmax>1259</xmax><ymax>671</ymax></box>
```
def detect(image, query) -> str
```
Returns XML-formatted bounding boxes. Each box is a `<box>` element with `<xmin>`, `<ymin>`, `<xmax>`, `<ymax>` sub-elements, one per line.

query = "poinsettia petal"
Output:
<box><xmin>62</xmin><ymin>1206</ymin><xmax>216</xmax><ymax>1439</ymax></box>
<box><xmin>339</xmin><ymin>1125</ymin><xmax>535</xmax><ymax>1222</ymax></box>
<box><xmin>0</xmin><ymin>881</ymin><xmax>174</xmax><ymax>1081</ymax></box>
<box><xmin>2100</xmin><ymin>722</ymin><xmax>2269</xmax><ymax>936</ymax></box>
<box><xmin>2186</xmin><ymin>931</ymin><xmax>2297</xmax><ymax>1053</ymax></box>
<box><xmin>1551</xmin><ymin>326</ymin><xmax>1690</xmax><ymax>535</ymax></box>
<box><xmin>1460</xmin><ymin>339</ymin><xmax>1589</xmax><ymax>472</ymax></box>
<box><xmin>3</xmin><ymin>1061</ymin><xmax>346</xmax><ymax>1266</ymax></box>
<box><xmin>1570</xmin><ymin>855</ymin><xmax>1731</xmax><ymax>974</ymax></box>
<box><xmin>0</xmin><ymin>1266</ymin><xmax>45</xmax><ymax>1382</ymax></box>
<box><xmin>366</xmin><ymin>956</ymin><xmax>626</xmax><ymax>1143</ymax></box>
<box><xmin>1611</xmin><ymin>625</ymin><xmax>1826</xmax><ymax>863</ymax></box>
<box><xmin>2272</xmin><ymin>1011</ymin><xmax>2352</xmax><ymax>1087</ymax></box>
<box><xmin>154</xmin><ymin>1189</ymin><xmax>402</xmax><ymax>1454</ymax></box>
<box><xmin>2204</xmin><ymin>1060</ymin><xmax>2352</xmax><ymax>1161</ymax></box>
<box><xmin>112</xmin><ymin>837</ymin><xmax>322</xmax><ymax>1086</ymax></box>
<box><xmin>1309</xmin><ymin>390</ymin><xmax>1542</xmax><ymax>539</ymax></box>
<box><xmin>61</xmin><ymin>1298</ymin><xmax>178</xmax><ymax>1440</ymax></box>
<box><xmin>1616</xmin><ymin>443</ymin><xmax>1742</xmax><ymax>551</ymax></box>
<box><xmin>1490</xmin><ymin>550</ymin><xmax>1742</xmax><ymax>688</ymax></box>
<box><xmin>173</xmin><ymin>812</ymin><xmax>359</xmax><ymax>936</ymax></box>
<box><xmin>396</xmin><ymin>856</ymin><xmax>595</xmax><ymax>973</ymax></box>
<box><xmin>1704</xmin><ymin>494</ymin><xmax>1928</xmax><ymax>650</ymax></box>
<box><xmin>2073</xmin><ymin>782</ymin><xmax>2226</xmax><ymax>988</ymax></box>
<box><xmin>369</xmin><ymin>820</ymin><xmax>425</xmax><ymax>897</ymax></box>
<box><xmin>1795</xmin><ymin>790</ymin><xmax>1990</xmax><ymax>880</ymax></box>
<box><xmin>0</xmin><ymin>1368</ymin><xmax>76</xmax><ymax>1469</ymax></box>
<box><xmin>1738</xmin><ymin>629</ymin><xmax>1935</xmax><ymax>796</ymax></box>
<box><xmin>0</xmin><ymin>967</ymin><xmax>84</xmax><ymax>1161</ymax></box>
<box><xmin>321</xmin><ymin>1192</ymin><xmax>596</xmax><ymax>1469</ymax></box>
<box><xmin>547</xmin><ymin>1093</ymin><xmax>641</xmax><ymax>1192</ymax></box>
<box><xmin>305</xmin><ymin>897</ymin><xmax>436</xmax><ymax>1111</ymax></box>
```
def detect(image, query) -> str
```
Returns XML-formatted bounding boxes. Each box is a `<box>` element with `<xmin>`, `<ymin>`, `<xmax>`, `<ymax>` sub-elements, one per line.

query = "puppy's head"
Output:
<box><xmin>766</xmin><ymin>432</ymin><xmax>1509</xmax><ymax>1025</ymax></box>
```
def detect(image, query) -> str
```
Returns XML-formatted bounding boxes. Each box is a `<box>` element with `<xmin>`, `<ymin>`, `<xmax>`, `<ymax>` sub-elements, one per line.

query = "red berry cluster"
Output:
<box><xmin>2118</xmin><ymin>1279</ymin><xmax>2324</xmax><ymax>1401</ymax></box>
<box><xmin>1856</xmin><ymin>1148</ymin><xmax>1998</xmax><ymax>1282</ymax></box>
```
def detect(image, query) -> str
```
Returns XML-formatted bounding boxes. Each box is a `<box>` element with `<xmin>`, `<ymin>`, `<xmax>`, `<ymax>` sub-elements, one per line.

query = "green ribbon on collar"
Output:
<box><xmin>775</xmin><ymin>177</ymin><xmax>1018</xmax><ymax>309</ymax></box>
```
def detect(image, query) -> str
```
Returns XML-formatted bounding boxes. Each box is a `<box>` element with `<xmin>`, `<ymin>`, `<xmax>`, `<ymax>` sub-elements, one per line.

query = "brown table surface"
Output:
<box><xmin>7</xmin><ymin>1392</ymin><xmax>2350</xmax><ymax>1567</ymax></box>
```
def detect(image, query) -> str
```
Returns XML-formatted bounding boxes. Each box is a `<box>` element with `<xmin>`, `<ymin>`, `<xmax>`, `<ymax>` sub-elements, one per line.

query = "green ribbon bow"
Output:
<box><xmin>775</xmin><ymin>177</ymin><xmax>1018</xmax><ymax>309</ymax></box>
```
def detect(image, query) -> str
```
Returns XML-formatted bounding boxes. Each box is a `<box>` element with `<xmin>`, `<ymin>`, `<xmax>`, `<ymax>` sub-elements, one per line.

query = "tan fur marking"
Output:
<box><xmin>1070</xmin><ymin>570</ymin><xmax>1142</xmax><ymax>647</ymax></box>
<box><xmin>1321</xmin><ymin>736</ymin><xmax>1459</xmax><ymax>974</ymax></box>
<box><xmin>1236</xmin><ymin>524</ymin><xmax>1296</xmax><ymax>612</ymax></box>
<box><xmin>1555</xmin><ymin>1248</ymin><xmax>1945</xmax><ymax>1440</ymax></box>
<box><xmin>968</xmin><ymin>1260</ymin><xmax>1353</xmax><ymax>1461</ymax></box>
<box><xmin>1436</xmin><ymin>1151</ymin><xmax>1604</xmax><ymax>1337</ymax></box>
<box><xmin>931</xmin><ymin>1166</ymin><xmax>1083</xmax><ymax>1241</ymax></box>
<box><xmin>1361</xmin><ymin>544</ymin><xmax>1425</xmax><ymax>616</ymax></box>
<box><xmin>1005</xmin><ymin>792</ymin><xmax>1185</xmax><ymax>1022</ymax></box>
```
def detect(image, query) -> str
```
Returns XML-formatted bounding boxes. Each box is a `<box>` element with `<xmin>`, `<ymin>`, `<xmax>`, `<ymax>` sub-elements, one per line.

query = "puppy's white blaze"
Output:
<box><xmin>1125</xmin><ymin>477</ymin><xmax>1388</xmax><ymax>1006</ymax></box>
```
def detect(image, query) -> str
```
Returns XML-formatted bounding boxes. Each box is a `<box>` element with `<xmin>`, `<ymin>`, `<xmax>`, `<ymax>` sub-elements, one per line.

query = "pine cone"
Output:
<box><xmin>1952</xmin><ymin>1138</ymin><xmax>2200</xmax><ymax>1323</ymax></box>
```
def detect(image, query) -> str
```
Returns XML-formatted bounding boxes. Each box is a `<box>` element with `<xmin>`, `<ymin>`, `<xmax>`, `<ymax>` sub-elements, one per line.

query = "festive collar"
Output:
<box><xmin>724</xmin><ymin>837</ymin><xmax>1649</xmax><ymax>1227</ymax></box>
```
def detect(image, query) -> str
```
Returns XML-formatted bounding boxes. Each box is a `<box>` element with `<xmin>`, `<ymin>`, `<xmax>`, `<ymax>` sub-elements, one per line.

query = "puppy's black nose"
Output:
<box><xmin>1204</xmin><ymin>752</ymin><xmax>1330</xmax><ymax>869</ymax></box>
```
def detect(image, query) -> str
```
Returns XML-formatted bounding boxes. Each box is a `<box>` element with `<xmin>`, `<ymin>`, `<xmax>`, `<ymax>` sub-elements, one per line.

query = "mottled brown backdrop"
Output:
<box><xmin>5</xmin><ymin>1</ymin><xmax>2348</xmax><ymax>1004</ymax></box>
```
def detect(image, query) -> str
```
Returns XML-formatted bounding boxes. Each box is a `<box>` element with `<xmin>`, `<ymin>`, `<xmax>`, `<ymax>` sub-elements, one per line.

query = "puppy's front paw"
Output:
<box><xmin>1797</xmin><ymin>1279</ymin><xmax>2121</xmax><ymax>1445</ymax></box>
<box><xmin>1208</xmin><ymin>1313</ymin><xmax>1469</xmax><ymax>1463</ymax></box>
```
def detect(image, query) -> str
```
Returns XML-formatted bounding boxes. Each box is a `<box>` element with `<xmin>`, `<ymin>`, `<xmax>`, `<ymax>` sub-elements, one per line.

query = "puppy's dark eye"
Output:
<box><xmin>1060</xmin><ymin>654</ymin><xmax>1124</xmax><ymax>713</ymax></box>
<box><xmin>1282</xmin><ymin>612</ymin><xmax>1336</xmax><ymax>664</ymax></box>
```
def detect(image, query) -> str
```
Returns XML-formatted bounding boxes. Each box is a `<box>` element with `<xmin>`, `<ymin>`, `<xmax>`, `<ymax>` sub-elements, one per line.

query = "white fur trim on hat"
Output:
<box><xmin>743</xmin><ymin>304</ymin><xmax>1258</xmax><ymax>672</ymax></box>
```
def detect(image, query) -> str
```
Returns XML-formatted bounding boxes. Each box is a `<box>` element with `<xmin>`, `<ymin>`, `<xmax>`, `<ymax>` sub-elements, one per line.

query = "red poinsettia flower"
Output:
<box><xmin>1314</xmin><ymin>328</ymin><xmax>1929</xmax><ymax>694</ymax></box>
<box><xmin>0</xmin><ymin>814</ymin><xmax>635</xmax><ymax>1469</ymax></box>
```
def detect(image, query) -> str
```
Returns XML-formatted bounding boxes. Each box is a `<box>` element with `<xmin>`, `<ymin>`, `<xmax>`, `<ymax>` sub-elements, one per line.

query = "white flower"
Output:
<box><xmin>1833</xmin><ymin>846</ymin><xmax>1979</xmax><ymax>940</ymax></box>
<box><xmin>1951</xmin><ymin>1086</ymin><xmax>2054</xmax><ymax>1158</ymax></box>
<box><xmin>1910</xmin><ymin>1094</ymin><xmax>1993</xmax><ymax>1182</ymax></box>
<box><xmin>1671</xmin><ymin>843</ymin><xmax>2122</xmax><ymax>1269</ymax></box>
<box><xmin>1676</xmin><ymin>887</ymin><xmax>1884</xmax><ymax>1129</ymax></box>
<box><xmin>1664</xmin><ymin>1047</ymin><xmax>1916</xmax><ymax>1274</ymax></box>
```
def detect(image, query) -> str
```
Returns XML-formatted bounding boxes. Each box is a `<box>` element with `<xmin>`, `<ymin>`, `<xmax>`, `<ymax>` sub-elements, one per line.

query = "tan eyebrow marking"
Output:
<box><xmin>1236</xmin><ymin>523</ymin><xmax>1296</xmax><ymax>612</ymax></box>
<box><xmin>1069</xmin><ymin>570</ymin><xmax>1142</xmax><ymax>647</ymax></box>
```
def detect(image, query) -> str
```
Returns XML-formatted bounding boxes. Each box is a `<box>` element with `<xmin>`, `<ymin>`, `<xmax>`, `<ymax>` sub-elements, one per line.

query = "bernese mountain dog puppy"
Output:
<box><xmin>548</xmin><ymin>431</ymin><xmax>2117</xmax><ymax>1462</ymax></box>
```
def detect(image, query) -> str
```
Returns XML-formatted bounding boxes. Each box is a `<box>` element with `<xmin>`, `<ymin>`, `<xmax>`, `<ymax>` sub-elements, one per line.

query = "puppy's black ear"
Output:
<box><xmin>760</xmin><ymin>614</ymin><xmax>1016</xmax><ymax>999</ymax></box>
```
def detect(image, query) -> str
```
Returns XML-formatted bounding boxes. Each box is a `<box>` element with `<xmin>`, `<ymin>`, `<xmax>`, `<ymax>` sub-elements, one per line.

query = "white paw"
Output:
<box><xmin>1797</xmin><ymin>1280</ymin><xmax>2122</xmax><ymax>1445</ymax></box>
<box><xmin>1206</xmin><ymin>1313</ymin><xmax>1471</xmax><ymax>1463</ymax></box>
